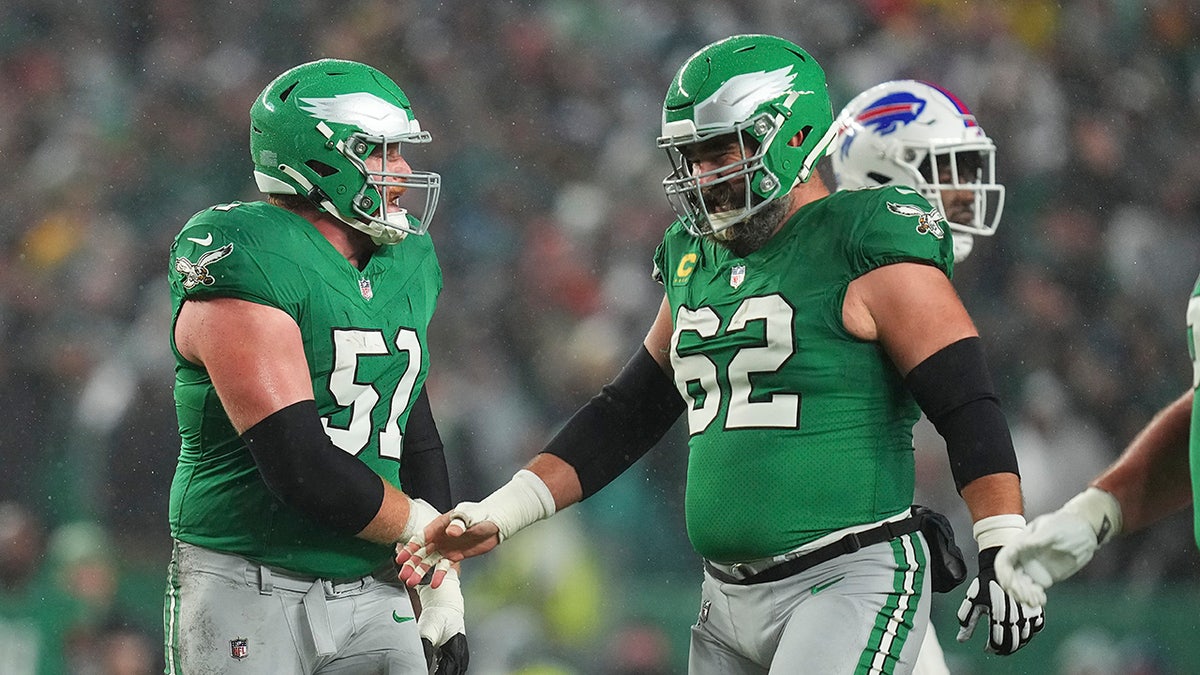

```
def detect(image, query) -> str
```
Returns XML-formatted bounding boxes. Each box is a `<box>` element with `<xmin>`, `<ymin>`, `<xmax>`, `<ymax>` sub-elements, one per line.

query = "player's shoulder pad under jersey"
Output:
<box><xmin>828</xmin><ymin>185</ymin><xmax>954</xmax><ymax>278</ymax></box>
<box><xmin>169</xmin><ymin>201</ymin><xmax>308</xmax><ymax>302</ymax></box>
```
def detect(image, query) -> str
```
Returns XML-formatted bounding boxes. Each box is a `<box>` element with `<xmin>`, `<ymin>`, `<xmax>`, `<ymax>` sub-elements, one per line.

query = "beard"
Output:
<box><xmin>707</xmin><ymin>197</ymin><xmax>789</xmax><ymax>257</ymax></box>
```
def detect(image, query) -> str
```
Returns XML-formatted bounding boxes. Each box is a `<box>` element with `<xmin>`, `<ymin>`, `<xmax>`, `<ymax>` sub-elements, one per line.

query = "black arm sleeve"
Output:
<box><xmin>542</xmin><ymin>345</ymin><xmax>686</xmax><ymax>499</ymax></box>
<box><xmin>241</xmin><ymin>399</ymin><xmax>384</xmax><ymax>534</ymax></box>
<box><xmin>399</xmin><ymin>386</ymin><xmax>452</xmax><ymax>512</ymax></box>
<box><xmin>903</xmin><ymin>337</ymin><xmax>1020</xmax><ymax>492</ymax></box>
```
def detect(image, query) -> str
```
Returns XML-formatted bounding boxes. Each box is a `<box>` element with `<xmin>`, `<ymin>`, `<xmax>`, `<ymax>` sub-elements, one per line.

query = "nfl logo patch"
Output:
<box><xmin>359</xmin><ymin>277</ymin><xmax>373</xmax><ymax>300</ymax></box>
<box><xmin>230</xmin><ymin>638</ymin><xmax>249</xmax><ymax>660</ymax></box>
<box><xmin>730</xmin><ymin>265</ymin><xmax>746</xmax><ymax>289</ymax></box>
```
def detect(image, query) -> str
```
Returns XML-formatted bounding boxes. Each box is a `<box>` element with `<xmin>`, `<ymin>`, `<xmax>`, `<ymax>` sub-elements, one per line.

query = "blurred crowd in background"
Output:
<box><xmin>1</xmin><ymin>0</ymin><xmax>1198</xmax><ymax>673</ymax></box>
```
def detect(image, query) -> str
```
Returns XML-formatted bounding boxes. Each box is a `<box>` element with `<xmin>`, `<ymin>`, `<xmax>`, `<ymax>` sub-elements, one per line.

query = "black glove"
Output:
<box><xmin>423</xmin><ymin>633</ymin><xmax>468</xmax><ymax>674</ymax></box>
<box><xmin>956</xmin><ymin>546</ymin><xmax>1045</xmax><ymax>654</ymax></box>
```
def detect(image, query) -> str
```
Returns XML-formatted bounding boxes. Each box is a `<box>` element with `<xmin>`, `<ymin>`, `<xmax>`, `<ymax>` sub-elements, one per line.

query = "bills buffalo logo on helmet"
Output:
<box><xmin>838</xmin><ymin>91</ymin><xmax>927</xmax><ymax>158</ymax></box>
<box><xmin>887</xmin><ymin>202</ymin><xmax>945</xmax><ymax>239</ymax></box>
<box><xmin>175</xmin><ymin>243</ymin><xmax>235</xmax><ymax>289</ymax></box>
<box><xmin>854</xmin><ymin>91</ymin><xmax>926</xmax><ymax>135</ymax></box>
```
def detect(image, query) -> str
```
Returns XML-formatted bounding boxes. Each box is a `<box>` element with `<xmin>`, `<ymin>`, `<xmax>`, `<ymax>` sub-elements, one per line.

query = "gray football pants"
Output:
<box><xmin>164</xmin><ymin>541</ymin><xmax>426</xmax><ymax>674</ymax></box>
<box><xmin>689</xmin><ymin>531</ymin><xmax>931</xmax><ymax>674</ymax></box>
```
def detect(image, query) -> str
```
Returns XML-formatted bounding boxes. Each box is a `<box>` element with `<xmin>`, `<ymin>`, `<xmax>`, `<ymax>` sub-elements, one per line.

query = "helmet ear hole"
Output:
<box><xmin>866</xmin><ymin>171</ymin><xmax>892</xmax><ymax>184</ymax></box>
<box><xmin>306</xmin><ymin>160</ymin><xmax>339</xmax><ymax>177</ymax></box>
<box><xmin>788</xmin><ymin>125</ymin><xmax>812</xmax><ymax>148</ymax></box>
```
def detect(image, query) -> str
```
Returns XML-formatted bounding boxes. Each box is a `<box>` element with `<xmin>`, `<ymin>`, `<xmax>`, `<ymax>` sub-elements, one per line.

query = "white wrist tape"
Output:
<box><xmin>401</xmin><ymin>497</ymin><xmax>441</xmax><ymax>542</ymax></box>
<box><xmin>973</xmin><ymin>513</ymin><xmax>1027</xmax><ymax>550</ymax></box>
<box><xmin>477</xmin><ymin>469</ymin><xmax>557</xmax><ymax>542</ymax></box>
<box><xmin>1062</xmin><ymin>487</ymin><xmax>1122</xmax><ymax>546</ymax></box>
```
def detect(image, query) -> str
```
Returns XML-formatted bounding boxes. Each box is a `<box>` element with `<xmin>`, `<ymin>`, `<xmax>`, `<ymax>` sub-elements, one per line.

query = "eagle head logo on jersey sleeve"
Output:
<box><xmin>887</xmin><ymin>202</ymin><xmax>945</xmax><ymax>239</ymax></box>
<box><xmin>175</xmin><ymin>243</ymin><xmax>235</xmax><ymax>289</ymax></box>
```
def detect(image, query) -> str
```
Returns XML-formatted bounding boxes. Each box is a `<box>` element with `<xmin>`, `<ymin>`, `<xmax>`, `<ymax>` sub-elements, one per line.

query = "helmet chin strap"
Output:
<box><xmin>707</xmin><ymin>208</ymin><xmax>748</xmax><ymax>236</ymax></box>
<box><xmin>276</xmin><ymin>163</ymin><xmax>403</xmax><ymax>244</ymax></box>
<box><xmin>799</xmin><ymin>122</ymin><xmax>840</xmax><ymax>183</ymax></box>
<box><xmin>952</xmin><ymin>232</ymin><xmax>975</xmax><ymax>263</ymax></box>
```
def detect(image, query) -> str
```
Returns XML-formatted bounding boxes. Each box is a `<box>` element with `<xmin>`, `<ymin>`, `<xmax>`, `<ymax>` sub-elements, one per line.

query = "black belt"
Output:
<box><xmin>703</xmin><ymin>514</ymin><xmax>922</xmax><ymax>585</ymax></box>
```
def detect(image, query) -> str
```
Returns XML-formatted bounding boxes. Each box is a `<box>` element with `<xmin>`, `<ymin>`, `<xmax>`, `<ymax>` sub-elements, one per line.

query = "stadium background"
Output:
<box><xmin>1</xmin><ymin>0</ymin><xmax>1198</xmax><ymax>673</ymax></box>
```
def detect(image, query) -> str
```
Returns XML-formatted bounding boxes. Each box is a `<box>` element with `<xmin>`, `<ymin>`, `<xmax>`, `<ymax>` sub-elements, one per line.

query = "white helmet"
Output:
<box><xmin>831</xmin><ymin>80</ymin><xmax>1003</xmax><ymax>262</ymax></box>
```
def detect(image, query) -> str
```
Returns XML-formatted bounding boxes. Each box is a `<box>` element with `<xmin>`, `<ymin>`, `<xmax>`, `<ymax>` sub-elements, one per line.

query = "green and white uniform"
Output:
<box><xmin>1187</xmin><ymin>273</ymin><xmax>1200</xmax><ymax>549</ymax></box>
<box><xmin>164</xmin><ymin>201</ymin><xmax>440</xmax><ymax>673</ymax></box>
<box><xmin>655</xmin><ymin>186</ymin><xmax>953</xmax><ymax>674</ymax></box>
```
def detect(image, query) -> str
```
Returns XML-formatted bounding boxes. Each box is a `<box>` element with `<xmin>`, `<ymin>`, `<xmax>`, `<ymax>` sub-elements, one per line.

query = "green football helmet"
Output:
<box><xmin>250</xmin><ymin>59</ymin><xmax>440</xmax><ymax>243</ymax></box>
<box><xmin>658</xmin><ymin>35</ymin><xmax>836</xmax><ymax>237</ymax></box>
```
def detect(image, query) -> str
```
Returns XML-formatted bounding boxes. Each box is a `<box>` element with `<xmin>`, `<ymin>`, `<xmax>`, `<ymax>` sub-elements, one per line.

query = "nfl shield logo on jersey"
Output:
<box><xmin>230</xmin><ymin>638</ymin><xmax>249</xmax><ymax>660</ymax></box>
<box><xmin>730</xmin><ymin>265</ymin><xmax>746</xmax><ymax>289</ymax></box>
<box><xmin>359</xmin><ymin>277</ymin><xmax>374</xmax><ymax>300</ymax></box>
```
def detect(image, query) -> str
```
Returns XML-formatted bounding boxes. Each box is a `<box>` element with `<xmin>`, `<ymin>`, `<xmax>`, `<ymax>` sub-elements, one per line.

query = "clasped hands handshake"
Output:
<box><xmin>955</xmin><ymin>488</ymin><xmax>1124</xmax><ymax>656</ymax></box>
<box><xmin>400</xmin><ymin>499</ymin><xmax>481</xmax><ymax>675</ymax></box>
<box><xmin>397</xmin><ymin>503</ymin><xmax>503</xmax><ymax>588</ymax></box>
<box><xmin>399</xmin><ymin>471</ymin><xmax>556</xmax><ymax>674</ymax></box>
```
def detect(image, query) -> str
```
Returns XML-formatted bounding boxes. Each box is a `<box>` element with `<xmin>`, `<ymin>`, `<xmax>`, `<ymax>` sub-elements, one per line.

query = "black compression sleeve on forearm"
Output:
<box><xmin>242</xmin><ymin>400</ymin><xmax>384</xmax><ymax>534</ymax></box>
<box><xmin>903</xmin><ymin>337</ymin><xmax>1020</xmax><ymax>492</ymax></box>
<box><xmin>542</xmin><ymin>346</ymin><xmax>686</xmax><ymax>499</ymax></box>
<box><xmin>399</xmin><ymin>387</ymin><xmax>452</xmax><ymax>512</ymax></box>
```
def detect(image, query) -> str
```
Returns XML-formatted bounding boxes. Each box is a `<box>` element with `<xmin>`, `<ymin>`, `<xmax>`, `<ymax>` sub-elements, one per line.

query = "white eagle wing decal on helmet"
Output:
<box><xmin>692</xmin><ymin>66</ymin><xmax>795</xmax><ymax>131</ymax></box>
<box><xmin>298</xmin><ymin>93</ymin><xmax>421</xmax><ymax>137</ymax></box>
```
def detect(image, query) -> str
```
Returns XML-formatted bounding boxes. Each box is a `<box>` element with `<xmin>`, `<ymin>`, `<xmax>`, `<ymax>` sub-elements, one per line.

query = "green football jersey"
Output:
<box><xmin>1187</xmin><ymin>273</ymin><xmax>1200</xmax><ymax>550</ymax></box>
<box><xmin>653</xmin><ymin>186</ymin><xmax>954</xmax><ymax>563</ymax></box>
<box><xmin>166</xmin><ymin>201</ymin><xmax>442</xmax><ymax>579</ymax></box>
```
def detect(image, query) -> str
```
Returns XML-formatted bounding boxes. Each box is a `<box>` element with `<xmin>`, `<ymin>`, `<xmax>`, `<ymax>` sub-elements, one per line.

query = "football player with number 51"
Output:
<box><xmin>164</xmin><ymin>59</ymin><xmax>466</xmax><ymax>674</ymax></box>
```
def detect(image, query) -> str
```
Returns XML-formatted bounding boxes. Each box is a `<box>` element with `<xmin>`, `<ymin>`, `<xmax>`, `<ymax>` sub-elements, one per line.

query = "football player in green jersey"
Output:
<box><xmin>164</xmin><ymin>59</ymin><xmax>466</xmax><ymax>674</ymax></box>
<box><xmin>401</xmin><ymin>35</ymin><xmax>1041</xmax><ymax>673</ymax></box>
<box><xmin>996</xmin><ymin>274</ymin><xmax>1199</xmax><ymax>607</ymax></box>
<box><xmin>832</xmin><ymin>79</ymin><xmax>1011</xmax><ymax>675</ymax></box>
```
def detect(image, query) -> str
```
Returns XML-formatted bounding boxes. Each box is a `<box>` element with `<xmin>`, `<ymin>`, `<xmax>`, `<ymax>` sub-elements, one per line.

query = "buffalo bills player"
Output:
<box><xmin>832</xmin><ymin>79</ymin><xmax>1013</xmax><ymax>673</ymax></box>
<box><xmin>832</xmin><ymin>79</ymin><xmax>1003</xmax><ymax>265</ymax></box>
<box><xmin>400</xmin><ymin>36</ymin><xmax>1044</xmax><ymax>673</ymax></box>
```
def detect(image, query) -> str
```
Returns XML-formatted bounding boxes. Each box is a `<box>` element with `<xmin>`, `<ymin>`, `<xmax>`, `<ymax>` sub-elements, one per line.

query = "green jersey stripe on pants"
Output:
<box><xmin>1187</xmin><ymin>272</ymin><xmax>1200</xmax><ymax>549</ymax></box>
<box><xmin>858</xmin><ymin>534</ymin><xmax>928</xmax><ymax>674</ymax></box>
<box><xmin>688</xmin><ymin>525</ymin><xmax>931</xmax><ymax>674</ymax></box>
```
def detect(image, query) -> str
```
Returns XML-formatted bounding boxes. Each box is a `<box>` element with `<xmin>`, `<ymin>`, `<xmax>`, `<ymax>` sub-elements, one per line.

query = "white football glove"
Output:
<box><xmin>401</xmin><ymin>497</ymin><xmax>441</xmax><ymax>542</ymax></box>
<box><xmin>415</xmin><ymin>567</ymin><xmax>469</xmax><ymax>674</ymax></box>
<box><xmin>396</xmin><ymin>497</ymin><xmax>452</xmax><ymax>583</ymax></box>
<box><xmin>956</xmin><ymin>515</ymin><xmax>1045</xmax><ymax>655</ymax></box>
<box><xmin>447</xmin><ymin>469</ymin><xmax>556</xmax><ymax>542</ymax></box>
<box><xmin>995</xmin><ymin>487</ymin><xmax>1122</xmax><ymax>607</ymax></box>
<box><xmin>398</xmin><ymin>470</ymin><xmax>556</xmax><ymax>585</ymax></box>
